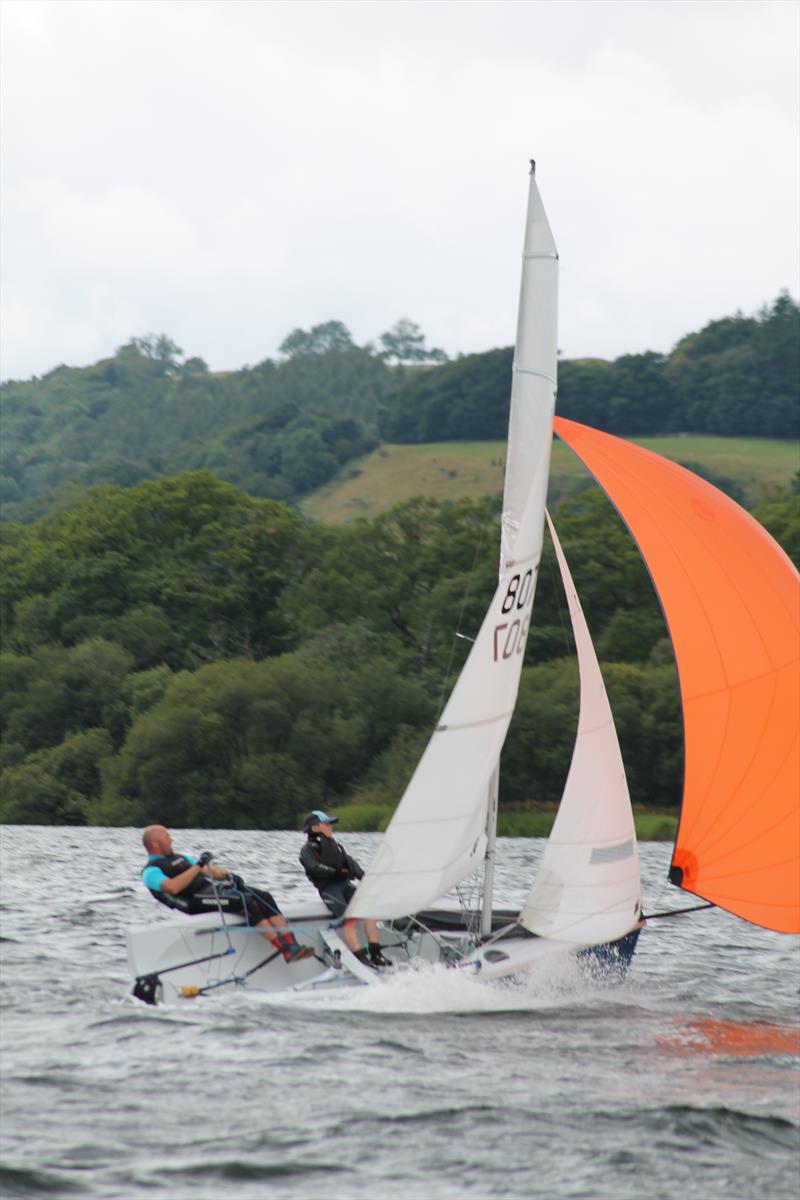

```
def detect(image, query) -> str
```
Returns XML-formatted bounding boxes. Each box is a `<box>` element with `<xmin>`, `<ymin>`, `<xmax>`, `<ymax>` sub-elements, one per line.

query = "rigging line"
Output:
<box><xmin>194</xmin><ymin>918</ymin><xmax>376</xmax><ymax>937</ymax></box>
<box><xmin>642</xmin><ymin>903</ymin><xmax>716</xmax><ymax>921</ymax></box>
<box><xmin>195</xmin><ymin>948</ymin><xmax>283</xmax><ymax>994</ymax></box>
<box><xmin>134</xmin><ymin>945</ymin><xmax>237</xmax><ymax>985</ymax></box>
<box><xmin>404</xmin><ymin>913</ymin><xmax>474</xmax><ymax>959</ymax></box>
<box><xmin>204</xmin><ymin>867</ymin><xmax>235</xmax><ymax>951</ymax></box>
<box><xmin>455</xmin><ymin>876</ymin><xmax>483</xmax><ymax>936</ymax></box>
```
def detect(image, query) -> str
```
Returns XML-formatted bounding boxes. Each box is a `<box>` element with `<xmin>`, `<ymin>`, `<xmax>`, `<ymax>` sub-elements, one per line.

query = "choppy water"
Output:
<box><xmin>1</xmin><ymin>826</ymin><xmax>798</xmax><ymax>1200</ymax></box>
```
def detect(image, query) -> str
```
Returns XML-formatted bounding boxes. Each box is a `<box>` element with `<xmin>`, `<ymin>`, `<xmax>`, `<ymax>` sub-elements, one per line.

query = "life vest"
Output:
<box><xmin>300</xmin><ymin>834</ymin><xmax>363</xmax><ymax>889</ymax></box>
<box><xmin>143</xmin><ymin>853</ymin><xmax>215</xmax><ymax>913</ymax></box>
<box><xmin>315</xmin><ymin>836</ymin><xmax>348</xmax><ymax>871</ymax></box>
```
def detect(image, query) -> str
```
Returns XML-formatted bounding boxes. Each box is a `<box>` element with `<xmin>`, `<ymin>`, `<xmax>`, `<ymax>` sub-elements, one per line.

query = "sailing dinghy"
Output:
<box><xmin>126</xmin><ymin>166</ymin><xmax>799</xmax><ymax>1004</ymax></box>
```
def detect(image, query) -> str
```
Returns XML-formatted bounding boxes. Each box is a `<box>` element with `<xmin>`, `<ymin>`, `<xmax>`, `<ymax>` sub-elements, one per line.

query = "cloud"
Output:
<box><xmin>1</xmin><ymin>0</ymin><xmax>798</xmax><ymax>379</ymax></box>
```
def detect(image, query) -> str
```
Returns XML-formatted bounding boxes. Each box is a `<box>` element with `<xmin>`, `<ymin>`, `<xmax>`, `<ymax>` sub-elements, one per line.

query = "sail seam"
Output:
<box><xmin>522</xmin><ymin>893</ymin><xmax>640</xmax><ymax>937</ymax></box>
<box><xmin>545</xmin><ymin>835</ymin><xmax>639</xmax><ymax>849</ymax></box>
<box><xmin>512</xmin><ymin>366</ymin><xmax>557</xmax><ymax>384</ymax></box>
<box><xmin>506</xmin><ymin>551</ymin><xmax>539</xmax><ymax>569</ymax></box>
<box><xmin>680</xmin><ymin>657</ymin><xmax>799</xmax><ymax>703</ymax></box>
<box><xmin>522</xmin><ymin>252</ymin><xmax>558</xmax><ymax>260</ymax></box>
<box><xmin>686</xmin><ymin>673</ymin><xmax>781</xmax><ymax>859</ymax></box>
<box><xmin>436</xmin><ymin>709</ymin><xmax>514</xmax><ymax>732</ymax></box>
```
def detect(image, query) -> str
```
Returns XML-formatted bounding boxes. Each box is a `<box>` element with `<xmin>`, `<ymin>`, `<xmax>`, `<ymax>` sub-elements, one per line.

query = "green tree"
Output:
<box><xmin>377</xmin><ymin>319</ymin><xmax>448</xmax><ymax>364</ymax></box>
<box><xmin>753</xmin><ymin>490</ymin><xmax>800</xmax><ymax>567</ymax></box>
<box><xmin>0</xmin><ymin>728</ymin><xmax>113</xmax><ymax>824</ymax></box>
<box><xmin>279</xmin><ymin>320</ymin><xmax>354</xmax><ymax>358</ymax></box>
<box><xmin>279</xmin><ymin>428</ymin><xmax>337</xmax><ymax>493</ymax></box>
<box><xmin>119</xmin><ymin>334</ymin><xmax>184</xmax><ymax>373</ymax></box>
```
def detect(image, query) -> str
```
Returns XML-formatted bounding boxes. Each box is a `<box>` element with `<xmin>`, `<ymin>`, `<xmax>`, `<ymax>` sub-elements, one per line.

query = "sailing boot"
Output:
<box><xmin>275</xmin><ymin>932</ymin><xmax>315</xmax><ymax>963</ymax></box>
<box><xmin>368</xmin><ymin>942</ymin><xmax>393</xmax><ymax>969</ymax></box>
<box><xmin>354</xmin><ymin>947</ymin><xmax>375</xmax><ymax>968</ymax></box>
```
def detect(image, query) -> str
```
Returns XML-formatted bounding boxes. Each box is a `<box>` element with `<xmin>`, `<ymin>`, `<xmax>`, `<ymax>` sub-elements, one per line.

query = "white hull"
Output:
<box><xmin>126</xmin><ymin>903</ymin><xmax>641</xmax><ymax>1003</ymax></box>
<box><xmin>127</xmin><ymin>901</ymin><xmax>343</xmax><ymax>1003</ymax></box>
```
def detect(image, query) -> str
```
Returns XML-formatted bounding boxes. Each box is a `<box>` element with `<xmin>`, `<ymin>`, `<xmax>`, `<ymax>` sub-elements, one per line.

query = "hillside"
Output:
<box><xmin>301</xmin><ymin>435</ymin><xmax>800</xmax><ymax>524</ymax></box>
<box><xmin>2</xmin><ymin>297</ymin><xmax>798</xmax><ymax>524</ymax></box>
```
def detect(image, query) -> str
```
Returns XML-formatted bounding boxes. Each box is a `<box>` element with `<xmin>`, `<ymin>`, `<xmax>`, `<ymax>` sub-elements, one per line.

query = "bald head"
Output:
<box><xmin>142</xmin><ymin>825</ymin><xmax>172</xmax><ymax>855</ymax></box>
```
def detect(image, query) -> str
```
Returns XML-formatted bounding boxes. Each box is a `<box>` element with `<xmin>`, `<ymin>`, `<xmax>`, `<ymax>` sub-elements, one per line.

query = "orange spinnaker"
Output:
<box><xmin>554</xmin><ymin>417</ymin><xmax>800</xmax><ymax>933</ymax></box>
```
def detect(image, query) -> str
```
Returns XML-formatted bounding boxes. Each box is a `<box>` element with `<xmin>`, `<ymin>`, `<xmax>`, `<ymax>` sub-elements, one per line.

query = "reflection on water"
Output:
<box><xmin>657</xmin><ymin>1017</ymin><xmax>800</xmax><ymax>1059</ymax></box>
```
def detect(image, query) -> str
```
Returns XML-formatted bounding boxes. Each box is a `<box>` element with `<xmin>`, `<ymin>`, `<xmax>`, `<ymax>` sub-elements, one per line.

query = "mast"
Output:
<box><xmin>480</xmin><ymin>160</ymin><xmax>559</xmax><ymax>937</ymax></box>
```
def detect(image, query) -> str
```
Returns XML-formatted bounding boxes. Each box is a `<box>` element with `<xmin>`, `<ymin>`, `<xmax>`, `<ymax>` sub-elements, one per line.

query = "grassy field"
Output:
<box><xmin>329</xmin><ymin>803</ymin><xmax>678</xmax><ymax>842</ymax></box>
<box><xmin>301</xmin><ymin>436</ymin><xmax>799</xmax><ymax>524</ymax></box>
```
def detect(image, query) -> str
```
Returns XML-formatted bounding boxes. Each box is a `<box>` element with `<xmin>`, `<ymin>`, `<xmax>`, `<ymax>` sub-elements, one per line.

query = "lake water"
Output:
<box><xmin>1</xmin><ymin>826</ymin><xmax>798</xmax><ymax>1200</ymax></box>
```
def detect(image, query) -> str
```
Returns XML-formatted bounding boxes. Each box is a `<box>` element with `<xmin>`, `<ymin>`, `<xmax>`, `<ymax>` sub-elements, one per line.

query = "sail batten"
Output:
<box><xmin>513</xmin><ymin>367</ymin><xmax>558</xmax><ymax>383</ymax></box>
<box><xmin>553</xmin><ymin>417</ymin><xmax>800</xmax><ymax>934</ymax></box>
<box><xmin>436</xmin><ymin>709</ymin><xmax>515</xmax><ymax>732</ymax></box>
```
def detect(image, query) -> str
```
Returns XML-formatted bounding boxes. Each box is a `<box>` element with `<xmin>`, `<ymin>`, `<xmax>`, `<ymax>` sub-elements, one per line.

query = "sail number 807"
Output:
<box><xmin>493</xmin><ymin>569</ymin><xmax>534</xmax><ymax>661</ymax></box>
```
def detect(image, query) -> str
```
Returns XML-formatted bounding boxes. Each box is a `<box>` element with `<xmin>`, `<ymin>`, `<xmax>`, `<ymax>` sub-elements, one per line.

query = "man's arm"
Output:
<box><xmin>300</xmin><ymin>841</ymin><xmax>339</xmax><ymax>884</ymax></box>
<box><xmin>160</xmin><ymin>855</ymin><xmax>226</xmax><ymax>894</ymax></box>
<box><xmin>161</xmin><ymin>862</ymin><xmax>207</xmax><ymax>895</ymax></box>
<box><xmin>344</xmin><ymin>851</ymin><xmax>364</xmax><ymax>880</ymax></box>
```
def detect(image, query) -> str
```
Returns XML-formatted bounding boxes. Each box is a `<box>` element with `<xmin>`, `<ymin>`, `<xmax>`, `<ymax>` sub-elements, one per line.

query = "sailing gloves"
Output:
<box><xmin>197</xmin><ymin>851</ymin><xmax>213</xmax><ymax>867</ymax></box>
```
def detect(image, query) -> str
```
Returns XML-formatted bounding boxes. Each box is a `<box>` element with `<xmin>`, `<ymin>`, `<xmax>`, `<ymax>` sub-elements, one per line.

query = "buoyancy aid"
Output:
<box><xmin>143</xmin><ymin>853</ymin><xmax>215</xmax><ymax>913</ymax></box>
<box><xmin>299</xmin><ymin>834</ymin><xmax>364</xmax><ymax>890</ymax></box>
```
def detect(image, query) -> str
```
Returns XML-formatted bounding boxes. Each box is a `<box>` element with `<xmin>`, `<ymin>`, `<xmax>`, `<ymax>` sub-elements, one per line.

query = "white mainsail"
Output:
<box><xmin>482</xmin><ymin>164</ymin><xmax>559</xmax><ymax>929</ymax></box>
<box><xmin>348</xmin><ymin>165</ymin><xmax>558</xmax><ymax>922</ymax></box>
<box><xmin>500</xmin><ymin>161</ymin><xmax>558</xmax><ymax>576</ymax></box>
<box><xmin>520</xmin><ymin>512</ymin><xmax>641</xmax><ymax>943</ymax></box>
<box><xmin>347</xmin><ymin>478</ymin><xmax>546</xmax><ymax>920</ymax></box>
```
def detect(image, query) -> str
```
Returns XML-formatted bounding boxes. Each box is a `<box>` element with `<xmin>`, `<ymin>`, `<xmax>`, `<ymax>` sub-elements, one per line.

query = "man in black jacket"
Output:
<box><xmin>299</xmin><ymin>810</ymin><xmax>390</xmax><ymax>968</ymax></box>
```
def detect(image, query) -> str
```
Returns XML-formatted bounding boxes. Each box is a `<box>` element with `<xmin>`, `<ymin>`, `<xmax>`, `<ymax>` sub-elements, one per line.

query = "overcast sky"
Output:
<box><xmin>1</xmin><ymin>0</ymin><xmax>798</xmax><ymax>381</ymax></box>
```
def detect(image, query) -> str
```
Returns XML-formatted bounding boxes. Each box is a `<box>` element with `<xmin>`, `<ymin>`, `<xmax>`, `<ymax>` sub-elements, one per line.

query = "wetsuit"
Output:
<box><xmin>142</xmin><ymin>853</ymin><xmax>281</xmax><ymax>923</ymax></box>
<box><xmin>299</xmin><ymin>834</ymin><xmax>364</xmax><ymax>917</ymax></box>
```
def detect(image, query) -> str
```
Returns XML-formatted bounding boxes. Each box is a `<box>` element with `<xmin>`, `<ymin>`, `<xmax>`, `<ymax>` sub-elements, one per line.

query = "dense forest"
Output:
<box><xmin>1</xmin><ymin>468</ymin><xmax>796</xmax><ymax>828</ymax></box>
<box><xmin>1</xmin><ymin>297</ymin><xmax>797</xmax><ymax>829</ymax></box>
<box><xmin>1</xmin><ymin>295</ymin><xmax>798</xmax><ymax>524</ymax></box>
<box><xmin>381</xmin><ymin>293</ymin><xmax>800</xmax><ymax>441</ymax></box>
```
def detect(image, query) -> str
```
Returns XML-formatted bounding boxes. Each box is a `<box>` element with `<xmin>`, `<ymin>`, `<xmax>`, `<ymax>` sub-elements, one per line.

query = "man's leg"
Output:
<box><xmin>365</xmin><ymin>919</ymin><xmax>380</xmax><ymax>944</ymax></box>
<box><xmin>321</xmin><ymin>883</ymin><xmax>364</xmax><ymax>955</ymax></box>
<box><xmin>233</xmin><ymin>889</ymin><xmax>313</xmax><ymax>962</ymax></box>
<box><xmin>341</xmin><ymin>918</ymin><xmax>362</xmax><ymax>954</ymax></box>
<box><xmin>365</xmin><ymin>918</ymin><xmax>391</xmax><ymax>967</ymax></box>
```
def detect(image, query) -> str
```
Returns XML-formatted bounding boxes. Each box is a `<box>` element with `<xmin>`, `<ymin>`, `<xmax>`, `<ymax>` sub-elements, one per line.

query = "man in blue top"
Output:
<box><xmin>141</xmin><ymin>825</ymin><xmax>313</xmax><ymax>963</ymax></box>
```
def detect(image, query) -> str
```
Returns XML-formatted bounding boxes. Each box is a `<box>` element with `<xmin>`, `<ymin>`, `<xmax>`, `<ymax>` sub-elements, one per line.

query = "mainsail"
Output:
<box><xmin>500</xmin><ymin>161</ymin><xmax>559</xmax><ymax>576</ymax></box>
<box><xmin>520</xmin><ymin>512</ymin><xmax>641</xmax><ymax>943</ymax></box>
<box><xmin>347</xmin><ymin>477</ymin><xmax>549</xmax><ymax>920</ymax></box>
<box><xmin>554</xmin><ymin>417</ymin><xmax>800</xmax><ymax>934</ymax></box>
<box><xmin>348</xmin><ymin>165</ymin><xmax>558</xmax><ymax>921</ymax></box>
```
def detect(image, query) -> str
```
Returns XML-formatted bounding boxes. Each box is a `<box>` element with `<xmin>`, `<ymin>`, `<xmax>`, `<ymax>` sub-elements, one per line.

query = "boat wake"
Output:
<box><xmin>247</xmin><ymin>953</ymin><xmax>631</xmax><ymax>1016</ymax></box>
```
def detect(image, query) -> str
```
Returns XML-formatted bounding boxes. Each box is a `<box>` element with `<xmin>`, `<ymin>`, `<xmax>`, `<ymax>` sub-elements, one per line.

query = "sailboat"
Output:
<box><xmin>126</xmin><ymin>166</ymin><xmax>799</xmax><ymax>1004</ymax></box>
